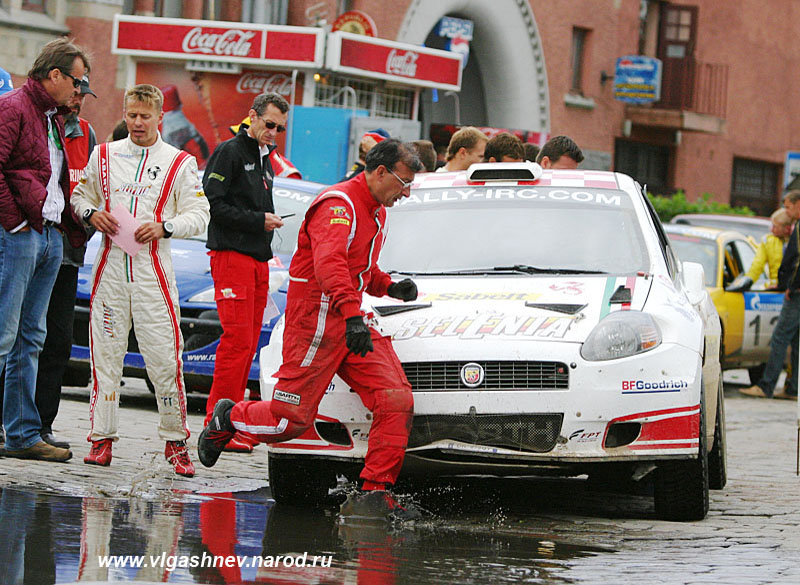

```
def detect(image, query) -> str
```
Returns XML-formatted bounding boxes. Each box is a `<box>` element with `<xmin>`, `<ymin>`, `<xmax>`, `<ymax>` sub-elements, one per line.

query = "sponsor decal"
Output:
<box><xmin>621</xmin><ymin>379</ymin><xmax>688</xmax><ymax>393</ymax></box>
<box><xmin>548</xmin><ymin>281</ymin><xmax>585</xmax><ymax>296</ymax></box>
<box><xmin>386</xmin><ymin>49</ymin><xmax>418</xmax><ymax>77</ymax></box>
<box><xmin>116</xmin><ymin>183</ymin><xmax>150</xmax><ymax>197</ymax></box>
<box><xmin>745</xmin><ymin>292</ymin><xmax>783</xmax><ymax>312</ymax></box>
<box><xmin>396</xmin><ymin>188</ymin><xmax>623</xmax><ymax>207</ymax></box>
<box><xmin>330</xmin><ymin>218</ymin><xmax>351</xmax><ymax>226</ymax></box>
<box><xmin>221</xmin><ymin>288</ymin><xmax>237</xmax><ymax>299</ymax></box>
<box><xmin>112</xmin><ymin>152</ymin><xmax>135</xmax><ymax>159</ymax></box>
<box><xmin>351</xmin><ymin>428</ymin><xmax>370</xmax><ymax>441</ymax></box>
<box><xmin>244</xmin><ymin>163</ymin><xmax>255</xmax><ymax>171</ymax></box>
<box><xmin>69</xmin><ymin>168</ymin><xmax>85</xmax><ymax>183</ymax></box>
<box><xmin>460</xmin><ymin>362</ymin><xmax>484</xmax><ymax>387</ymax></box>
<box><xmin>568</xmin><ymin>429</ymin><xmax>602</xmax><ymax>443</ymax></box>
<box><xmin>102</xmin><ymin>303</ymin><xmax>114</xmax><ymax>338</ymax></box>
<box><xmin>274</xmin><ymin>389</ymin><xmax>301</xmax><ymax>405</ymax></box>
<box><xmin>393</xmin><ymin>312</ymin><xmax>574</xmax><ymax>341</ymax></box>
<box><xmin>329</xmin><ymin>205</ymin><xmax>351</xmax><ymax>218</ymax></box>
<box><xmin>236</xmin><ymin>72</ymin><xmax>293</xmax><ymax>96</ymax></box>
<box><xmin>207</xmin><ymin>172</ymin><xmax>225</xmax><ymax>183</ymax></box>
<box><xmin>182</xmin><ymin>27</ymin><xmax>256</xmax><ymax>57</ymax></box>
<box><xmin>147</xmin><ymin>165</ymin><xmax>161</xmax><ymax>180</ymax></box>
<box><xmin>421</xmin><ymin>292</ymin><xmax>542</xmax><ymax>302</ymax></box>
<box><xmin>185</xmin><ymin>354</ymin><xmax>215</xmax><ymax>362</ymax></box>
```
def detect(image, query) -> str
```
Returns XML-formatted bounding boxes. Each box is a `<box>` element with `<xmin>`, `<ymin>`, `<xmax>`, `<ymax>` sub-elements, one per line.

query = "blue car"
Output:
<box><xmin>66</xmin><ymin>176</ymin><xmax>324</xmax><ymax>392</ymax></box>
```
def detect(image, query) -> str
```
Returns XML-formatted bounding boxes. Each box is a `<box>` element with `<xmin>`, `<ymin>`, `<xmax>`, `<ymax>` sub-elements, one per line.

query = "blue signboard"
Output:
<box><xmin>784</xmin><ymin>151</ymin><xmax>800</xmax><ymax>189</ymax></box>
<box><xmin>614</xmin><ymin>55</ymin><xmax>662</xmax><ymax>104</ymax></box>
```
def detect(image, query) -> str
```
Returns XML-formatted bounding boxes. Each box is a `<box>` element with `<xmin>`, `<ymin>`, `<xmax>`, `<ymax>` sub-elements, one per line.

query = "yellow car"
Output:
<box><xmin>665</xmin><ymin>224</ymin><xmax>782</xmax><ymax>381</ymax></box>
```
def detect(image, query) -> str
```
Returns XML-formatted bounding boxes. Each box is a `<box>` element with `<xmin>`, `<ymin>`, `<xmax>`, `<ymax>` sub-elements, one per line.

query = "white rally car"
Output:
<box><xmin>260</xmin><ymin>163</ymin><xmax>726</xmax><ymax>521</ymax></box>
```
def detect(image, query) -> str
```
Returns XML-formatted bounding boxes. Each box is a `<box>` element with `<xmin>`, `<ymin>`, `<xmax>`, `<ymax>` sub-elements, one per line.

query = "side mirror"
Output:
<box><xmin>682</xmin><ymin>261</ymin><xmax>706</xmax><ymax>305</ymax></box>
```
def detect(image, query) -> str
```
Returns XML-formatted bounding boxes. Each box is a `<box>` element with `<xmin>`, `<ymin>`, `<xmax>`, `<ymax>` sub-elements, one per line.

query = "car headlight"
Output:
<box><xmin>581</xmin><ymin>311</ymin><xmax>661</xmax><ymax>361</ymax></box>
<box><xmin>187</xmin><ymin>287</ymin><xmax>215</xmax><ymax>304</ymax></box>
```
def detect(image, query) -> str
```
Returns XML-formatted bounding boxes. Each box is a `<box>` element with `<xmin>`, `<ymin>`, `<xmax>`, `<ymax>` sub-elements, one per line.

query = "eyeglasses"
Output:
<box><xmin>58</xmin><ymin>69</ymin><xmax>81</xmax><ymax>89</ymax></box>
<box><xmin>257</xmin><ymin>117</ymin><xmax>286</xmax><ymax>133</ymax></box>
<box><xmin>387</xmin><ymin>167</ymin><xmax>414</xmax><ymax>189</ymax></box>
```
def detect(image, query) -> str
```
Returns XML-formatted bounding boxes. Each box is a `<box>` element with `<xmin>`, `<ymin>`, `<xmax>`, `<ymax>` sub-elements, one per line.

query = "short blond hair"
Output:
<box><xmin>771</xmin><ymin>208</ymin><xmax>792</xmax><ymax>226</ymax></box>
<box><xmin>124</xmin><ymin>84</ymin><xmax>163</xmax><ymax>113</ymax></box>
<box><xmin>446</xmin><ymin>127</ymin><xmax>488</xmax><ymax>161</ymax></box>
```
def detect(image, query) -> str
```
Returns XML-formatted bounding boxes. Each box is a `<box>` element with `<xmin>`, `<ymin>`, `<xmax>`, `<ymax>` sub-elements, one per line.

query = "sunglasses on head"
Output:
<box><xmin>259</xmin><ymin>118</ymin><xmax>286</xmax><ymax>133</ymax></box>
<box><xmin>57</xmin><ymin>69</ymin><xmax>81</xmax><ymax>89</ymax></box>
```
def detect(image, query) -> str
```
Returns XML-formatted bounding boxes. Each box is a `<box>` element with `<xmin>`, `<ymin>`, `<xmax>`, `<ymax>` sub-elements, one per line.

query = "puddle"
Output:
<box><xmin>0</xmin><ymin>484</ymin><xmax>612</xmax><ymax>584</ymax></box>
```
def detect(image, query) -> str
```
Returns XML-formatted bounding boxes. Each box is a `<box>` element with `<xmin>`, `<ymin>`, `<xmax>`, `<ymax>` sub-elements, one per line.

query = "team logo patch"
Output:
<box><xmin>102</xmin><ymin>303</ymin><xmax>114</xmax><ymax>338</ymax></box>
<box><xmin>244</xmin><ymin>163</ymin><xmax>256</xmax><ymax>171</ymax></box>
<box><xmin>208</xmin><ymin>172</ymin><xmax>225</xmax><ymax>183</ymax></box>
<box><xmin>147</xmin><ymin>165</ymin><xmax>161</xmax><ymax>180</ymax></box>
<box><xmin>329</xmin><ymin>205</ymin><xmax>351</xmax><ymax>218</ymax></box>
<box><xmin>274</xmin><ymin>389</ymin><xmax>301</xmax><ymax>406</ymax></box>
<box><xmin>330</xmin><ymin>218</ymin><xmax>351</xmax><ymax>226</ymax></box>
<box><xmin>221</xmin><ymin>288</ymin><xmax>237</xmax><ymax>299</ymax></box>
<box><xmin>460</xmin><ymin>362</ymin><xmax>484</xmax><ymax>388</ymax></box>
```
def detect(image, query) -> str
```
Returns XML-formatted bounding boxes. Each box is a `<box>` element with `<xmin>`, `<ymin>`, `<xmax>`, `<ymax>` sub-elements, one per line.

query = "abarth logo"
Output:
<box><xmin>330</xmin><ymin>205</ymin><xmax>350</xmax><ymax>218</ymax></box>
<box><xmin>460</xmin><ymin>362</ymin><xmax>484</xmax><ymax>388</ymax></box>
<box><xmin>274</xmin><ymin>390</ymin><xmax>301</xmax><ymax>405</ymax></box>
<box><xmin>147</xmin><ymin>165</ymin><xmax>161</xmax><ymax>180</ymax></box>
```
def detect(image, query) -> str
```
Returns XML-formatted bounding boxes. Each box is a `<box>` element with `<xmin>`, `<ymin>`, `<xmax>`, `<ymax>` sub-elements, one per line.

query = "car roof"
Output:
<box><xmin>663</xmin><ymin>223</ymin><xmax>745</xmax><ymax>242</ymax></box>
<box><xmin>670</xmin><ymin>213</ymin><xmax>770</xmax><ymax>225</ymax></box>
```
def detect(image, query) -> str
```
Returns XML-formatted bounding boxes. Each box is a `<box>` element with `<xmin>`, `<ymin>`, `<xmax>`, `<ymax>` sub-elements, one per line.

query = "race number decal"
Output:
<box><xmin>741</xmin><ymin>292</ymin><xmax>783</xmax><ymax>352</ymax></box>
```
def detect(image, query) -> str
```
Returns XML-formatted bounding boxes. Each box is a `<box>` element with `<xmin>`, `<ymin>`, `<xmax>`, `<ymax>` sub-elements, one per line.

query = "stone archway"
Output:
<box><xmin>398</xmin><ymin>0</ymin><xmax>549</xmax><ymax>131</ymax></box>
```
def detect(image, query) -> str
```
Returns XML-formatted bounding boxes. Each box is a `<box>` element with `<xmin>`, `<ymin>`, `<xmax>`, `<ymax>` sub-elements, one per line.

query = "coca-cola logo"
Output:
<box><xmin>236</xmin><ymin>73</ymin><xmax>293</xmax><ymax>96</ymax></box>
<box><xmin>181</xmin><ymin>27</ymin><xmax>256</xmax><ymax>57</ymax></box>
<box><xmin>386</xmin><ymin>49</ymin><xmax>418</xmax><ymax>77</ymax></box>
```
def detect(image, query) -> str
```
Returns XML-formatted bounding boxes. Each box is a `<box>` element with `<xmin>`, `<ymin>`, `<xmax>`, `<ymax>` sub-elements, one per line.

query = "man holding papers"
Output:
<box><xmin>71</xmin><ymin>84</ymin><xmax>210</xmax><ymax>476</ymax></box>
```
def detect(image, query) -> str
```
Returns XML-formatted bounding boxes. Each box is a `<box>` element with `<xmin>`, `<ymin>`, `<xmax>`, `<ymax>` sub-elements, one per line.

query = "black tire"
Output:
<box><xmin>184</xmin><ymin>310</ymin><xmax>220</xmax><ymax>352</ymax></box>
<box><xmin>747</xmin><ymin>363</ymin><xmax>766</xmax><ymax>385</ymax></box>
<box><xmin>268</xmin><ymin>454</ymin><xmax>338</xmax><ymax>508</ymax></box>
<box><xmin>653</xmin><ymin>383</ymin><xmax>709</xmax><ymax>521</ymax></box>
<box><xmin>708</xmin><ymin>377</ymin><xmax>727</xmax><ymax>490</ymax></box>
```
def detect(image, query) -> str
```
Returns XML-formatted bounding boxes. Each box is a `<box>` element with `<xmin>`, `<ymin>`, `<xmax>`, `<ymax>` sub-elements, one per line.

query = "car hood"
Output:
<box><xmin>366</xmin><ymin>275</ymin><xmax>655</xmax><ymax>346</ymax></box>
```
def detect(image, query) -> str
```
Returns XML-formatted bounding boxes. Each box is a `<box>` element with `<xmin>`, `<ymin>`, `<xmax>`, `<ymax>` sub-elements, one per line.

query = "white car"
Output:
<box><xmin>260</xmin><ymin>163</ymin><xmax>726</xmax><ymax>521</ymax></box>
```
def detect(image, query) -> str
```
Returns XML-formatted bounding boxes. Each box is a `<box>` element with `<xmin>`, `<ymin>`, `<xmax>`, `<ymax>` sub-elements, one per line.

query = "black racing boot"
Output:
<box><xmin>197</xmin><ymin>399</ymin><xmax>236</xmax><ymax>467</ymax></box>
<box><xmin>339</xmin><ymin>489</ymin><xmax>422</xmax><ymax>523</ymax></box>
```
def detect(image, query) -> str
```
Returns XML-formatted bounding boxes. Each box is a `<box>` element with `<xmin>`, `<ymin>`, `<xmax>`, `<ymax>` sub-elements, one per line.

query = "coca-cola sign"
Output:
<box><xmin>329</xmin><ymin>31</ymin><xmax>461</xmax><ymax>90</ymax></box>
<box><xmin>386</xmin><ymin>49</ymin><xmax>418</xmax><ymax>77</ymax></box>
<box><xmin>113</xmin><ymin>15</ymin><xmax>324</xmax><ymax>67</ymax></box>
<box><xmin>236</xmin><ymin>72</ymin><xmax>293</xmax><ymax>96</ymax></box>
<box><xmin>182</xmin><ymin>27</ymin><xmax>256</xmax><ymax>57</ymax></box>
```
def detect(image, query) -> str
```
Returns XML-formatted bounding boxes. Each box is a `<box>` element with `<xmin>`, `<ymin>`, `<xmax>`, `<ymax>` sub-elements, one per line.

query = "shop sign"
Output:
<box><xmin>326</xmin><ymin>31</ymin><xmax>462</xmax><ymax>91</ymax></box>
<box><xmin>614</xmin><ymin>55</ymin><xmax>662</xmax><ymax>104</ymax></box>
<box><xmin>331</xmin><ymin>10</ymin><xmax>377</xmax><ymax>37</ymax></box>
<box><xmin>113</xmin><ymin>14</ymin><xmax>325</xmax><ymax>69</ymax></box>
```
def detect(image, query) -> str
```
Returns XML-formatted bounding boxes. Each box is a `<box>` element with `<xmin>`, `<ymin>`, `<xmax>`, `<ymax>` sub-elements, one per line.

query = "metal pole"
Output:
<box><xmin>445</xmin><ymin>90</ymin><xmax>460</xmax><ymax>125</ymax></box>
<box><xmin>287</xmin><ymin>69</ymin><xmax>298</xmax><ymax>159</ymax></box>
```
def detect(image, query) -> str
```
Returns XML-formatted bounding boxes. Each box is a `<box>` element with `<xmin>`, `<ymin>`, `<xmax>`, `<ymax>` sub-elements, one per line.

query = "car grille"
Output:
<box><xmin>409</xmin><ymin>413</ymin><xmax>564</xmax><ymax>453</ymax></box>
<box><xmin>403</xmin><ymin>361</ymin><xmax>569</xmax><ymax>391</ymax></box>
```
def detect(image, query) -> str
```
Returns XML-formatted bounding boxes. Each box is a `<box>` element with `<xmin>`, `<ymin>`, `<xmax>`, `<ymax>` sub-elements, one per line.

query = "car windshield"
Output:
<box><xmin>666</xmin><ymin>234</ymin><xmax>718</xmax><ymax>287</ymax></box>
<box><xmin>673</xmin><ymin>217</ymin><xmax>769</xmax><ymax>242</ymax></box>
<box><xmin>379</xmin><ymin>186</ymin><xmax>650</xmax><ymax>275</ymax></box>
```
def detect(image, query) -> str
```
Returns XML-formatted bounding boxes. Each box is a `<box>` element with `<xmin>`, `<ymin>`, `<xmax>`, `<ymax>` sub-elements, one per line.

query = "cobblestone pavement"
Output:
<box><xmin>1</xmin><ymin>376</ymin><xmax>798</xmax><ymax>584</ymax></box>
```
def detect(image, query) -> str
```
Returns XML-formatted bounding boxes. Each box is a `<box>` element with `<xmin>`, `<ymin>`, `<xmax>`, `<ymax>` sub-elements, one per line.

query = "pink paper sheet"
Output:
<box><xmin>109</xmin><ymin>204</ymin><xmax>144</xmax><ymax>257</ymax></box>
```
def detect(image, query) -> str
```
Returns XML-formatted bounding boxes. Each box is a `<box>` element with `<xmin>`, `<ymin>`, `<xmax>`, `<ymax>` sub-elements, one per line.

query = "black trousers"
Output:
<box><xmin>0</xmin><ymin>264</ymin><xmax>79</xmax><ymax>433</ymax></box>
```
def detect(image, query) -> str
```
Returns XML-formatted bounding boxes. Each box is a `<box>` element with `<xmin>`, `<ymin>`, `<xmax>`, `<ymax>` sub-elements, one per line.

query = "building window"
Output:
<box><xmin>22</xmin><ymin>0</ymin><xmax>45</xmax><ymax>13</ymax></box>
<box><xmin>570</xmin><ymin>27</ymin><xmax>589</xmax><ymax>94</ymax></box>
<box><xmin>730</xmin><ymin>157</ymin><xmax>779</xmax><ymax>216</ymax></box>
<box><xmin>315</xmin><ymin>75</ymin><xmax>414</xmax><ymax>120</ymax></box>
<box><xmin>614</xmin><ymin>139</ymin><xmax>671</xmax><ymax>196</ymax></box>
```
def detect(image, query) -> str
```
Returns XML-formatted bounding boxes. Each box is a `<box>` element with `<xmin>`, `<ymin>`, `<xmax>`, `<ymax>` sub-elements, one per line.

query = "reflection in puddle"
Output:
<box><xmin>0</xmin><ymin>485</ymin><xmax>610</xmax><ymax>584</ymax></box>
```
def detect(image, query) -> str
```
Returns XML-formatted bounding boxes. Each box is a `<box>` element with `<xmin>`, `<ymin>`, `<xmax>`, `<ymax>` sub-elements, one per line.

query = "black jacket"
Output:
<box><xmin>777</xmin><ymin>223</ymin><xmax>799</xmax><ymax>292</ymax></box>
<box><xmin>204</xmin><ymin>128</ymin><xmax>276</xmax><ymax>261</ymax></box>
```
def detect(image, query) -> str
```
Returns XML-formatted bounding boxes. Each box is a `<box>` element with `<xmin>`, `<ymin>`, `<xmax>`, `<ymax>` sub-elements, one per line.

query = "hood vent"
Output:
<box><xmin>525</xmin><ymin>302</ymin><xmax>587</xmax><ymax>315</ymax></box>
<box><xmin>373</xmin><ymin>303</ymin><xmax>432</xmax><ymax>317</ymax></box>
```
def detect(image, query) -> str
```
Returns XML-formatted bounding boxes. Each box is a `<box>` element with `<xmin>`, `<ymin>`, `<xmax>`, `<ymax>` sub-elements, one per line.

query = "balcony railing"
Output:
<box><xmin>657</xmin><ymin>59</ymin><xmax>728</xmax><ymax>118</ymax></box>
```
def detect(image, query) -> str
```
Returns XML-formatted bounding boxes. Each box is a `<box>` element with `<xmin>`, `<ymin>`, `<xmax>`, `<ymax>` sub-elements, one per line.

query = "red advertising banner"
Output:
<box><xmin>326</xmin><ymin>31</ymin><xmax>462</xmax><ymax>90</ymax></box>
<box><xmin>113</xmin><ymin>15</ymin><xmax>324</xmax><ymax>68</ymax></box>
<box><xmin>136</xmin><ymin>62</ymin><xmax>303</xmax><ymax>170</ymax></box>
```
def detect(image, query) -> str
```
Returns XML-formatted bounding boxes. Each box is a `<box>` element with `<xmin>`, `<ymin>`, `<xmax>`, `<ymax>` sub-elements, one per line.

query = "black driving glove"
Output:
<box><xmin>387</xmin><ymin>278</ymin><xmax>418</xmax><ymax>302</ymax></box>
<box><xmin>345</xmin><ymin>316</ymin><xmax>373</xmax><ymax>357</ymax></box>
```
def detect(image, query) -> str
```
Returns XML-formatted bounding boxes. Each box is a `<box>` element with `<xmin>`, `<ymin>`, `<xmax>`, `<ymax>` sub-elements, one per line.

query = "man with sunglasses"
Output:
<box><xmin>202</xmin><ymin>92</ymin><xmax>288</xmax><ymax>451</ymax></box>
<box><xmin>199</xmin><ymin>139</ymin><xmax>424</xmax><ymax>521</ymax></box>
<box><xmin>0</xmin><ymin>38</ymin><xmax>89</xmax><ymax>462</ymax></box>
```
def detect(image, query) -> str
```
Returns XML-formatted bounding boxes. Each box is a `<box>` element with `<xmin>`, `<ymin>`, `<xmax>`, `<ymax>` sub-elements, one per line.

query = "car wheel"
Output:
<box><xmin>747</xmin><ymin>364</ymin><xmax>766</xmax><ymax>386</ymax></box>
<box><xmin>184</xmin><ymin>310</ymin><xmax>220</xmax><ymax>352</ymax></box>
<box><xmin>708</xmin><ymin>377</ymin><xmax>727</xmax><ymax>490</ymax></box>
<box><xmin>268</xmin><ymin>453</ymin><xmax>338</xmax><ymax>508</ymax></box>
<box><xmin>653</xmin><ymin>382</ymin><xmax>709</xmax><ymax>521</ymax></box>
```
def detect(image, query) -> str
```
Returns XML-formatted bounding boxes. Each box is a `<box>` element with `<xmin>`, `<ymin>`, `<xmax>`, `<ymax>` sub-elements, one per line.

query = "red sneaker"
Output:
<box><xmin>165</xmin><ymin>440</ymin><xmax>195</xmax><ymax>477</ymax></box>
<box><xmin>84</xmin><ymin>439</ymin><xmax>113</xmax><ymax>466</ymax></box>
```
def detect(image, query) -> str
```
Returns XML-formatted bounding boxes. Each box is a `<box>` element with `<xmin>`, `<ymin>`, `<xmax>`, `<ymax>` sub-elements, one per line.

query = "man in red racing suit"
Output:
<box><xmin>198</xmin><ymin>140</ymin><xmax>423</xmax><ymax>517</ymax></box>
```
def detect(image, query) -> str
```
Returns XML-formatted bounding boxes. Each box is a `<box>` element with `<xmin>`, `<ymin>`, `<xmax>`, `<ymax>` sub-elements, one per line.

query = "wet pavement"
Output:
<box><xmin>1</xmin><ymin>374</ymin><xmax>799</xmax><ymax>584</ymax></box>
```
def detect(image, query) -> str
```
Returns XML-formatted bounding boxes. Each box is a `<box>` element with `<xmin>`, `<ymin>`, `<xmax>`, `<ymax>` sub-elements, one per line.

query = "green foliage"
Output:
<box><xmin>647</xmin><ymin>190</ymin><xmax>755</xmax><ymax>222</ymax></box>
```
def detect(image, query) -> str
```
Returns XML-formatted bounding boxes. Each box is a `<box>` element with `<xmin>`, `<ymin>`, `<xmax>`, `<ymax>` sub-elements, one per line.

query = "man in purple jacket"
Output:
<box><xmin>0</xmin><ymin>38</ymin><xmax>89</xmax><ymax>462</ymax></box>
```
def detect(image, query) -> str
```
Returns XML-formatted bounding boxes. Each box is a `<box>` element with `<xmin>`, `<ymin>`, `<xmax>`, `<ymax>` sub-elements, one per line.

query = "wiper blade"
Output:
<box><xmin>490</xmin><ymin>265</ymin><xmax>608</xmax><ymax>275</ymax></box>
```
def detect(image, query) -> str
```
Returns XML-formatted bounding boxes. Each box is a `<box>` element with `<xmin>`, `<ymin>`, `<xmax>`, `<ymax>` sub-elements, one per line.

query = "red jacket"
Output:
<box><xmin>0</xmin><ymin>78</ymin><xmax>86</xmax><ymax>247</ymax></box>
<box><xmin>289</xmin><ymin>172</ymin><xmax>392</xmax><ymax>319</ymax></box>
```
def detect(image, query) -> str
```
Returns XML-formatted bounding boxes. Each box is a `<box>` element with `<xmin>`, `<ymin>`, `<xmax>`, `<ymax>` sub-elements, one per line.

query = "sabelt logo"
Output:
<box><xmin>236</xmin><ymin>73</ymin><xmax>292</xmax><ymax>96</ymax></box>
<box><xmin>181</xmin><ymin>27</ymin><xmax>256</xmax><ymax>57</ymax></box>
<box><xmin>386</xmin><ymin>49</ymin><xmax>418</xmax><ymax>77</ymax></box>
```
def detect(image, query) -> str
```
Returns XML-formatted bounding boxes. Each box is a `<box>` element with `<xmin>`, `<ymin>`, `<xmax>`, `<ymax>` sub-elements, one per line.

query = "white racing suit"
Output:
<box><xmin>71</xmin><ymin>134</ymin><xmax>210</xmax><ymax>442</ymax></box>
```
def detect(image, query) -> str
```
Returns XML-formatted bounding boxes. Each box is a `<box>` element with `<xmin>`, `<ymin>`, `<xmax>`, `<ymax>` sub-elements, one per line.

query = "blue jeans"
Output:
<box><xmin>758</xmin><ymin>292</ymin><xmax>800</xmax><ymax>396</ymax></box>
<box><xmin>0</xmin><ymin>225</ymin><xmax>63</xmax><ymax>450</ymax></box>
